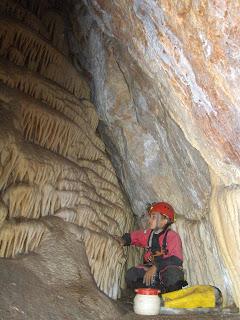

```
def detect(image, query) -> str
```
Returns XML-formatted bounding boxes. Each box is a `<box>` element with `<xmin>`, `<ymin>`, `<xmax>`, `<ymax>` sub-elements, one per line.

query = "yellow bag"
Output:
<box><xmin>161</xmin><ymin>285</ymin><xmax>216</xmax><ymax>308</ymax></box>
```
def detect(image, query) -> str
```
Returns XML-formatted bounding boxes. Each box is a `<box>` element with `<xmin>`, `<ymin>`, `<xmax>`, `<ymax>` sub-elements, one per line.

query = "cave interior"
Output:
<box><xmin>0</xmin><ymin>0</ymin><xmax>239</xmax><ymax>319</ymax></box>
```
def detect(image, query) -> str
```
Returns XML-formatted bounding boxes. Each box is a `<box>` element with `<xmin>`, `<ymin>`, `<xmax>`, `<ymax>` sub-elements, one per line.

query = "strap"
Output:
<box><xmin>147</xmin><ymin>229</ymin><xmax>154</xmax><ymax>248</ymax></box>
<box><xmin>147</xmin><ymin>227</ymin><xmax>170</xmax><ymax>253</ymax></box>
<box><xmin>162</xmin><ymin>229</ymin><xmax>170</xmax><ymax>252</ymax></box>
<box><xmin>159</xmin><ymin>264</ymin><xmax>183</xmax><ymax>274</ymax></box>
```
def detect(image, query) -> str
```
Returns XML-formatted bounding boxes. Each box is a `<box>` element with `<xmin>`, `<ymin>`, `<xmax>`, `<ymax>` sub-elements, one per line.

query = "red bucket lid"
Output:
<box><xmin>135</xmin><ymin>288</ymin><xmax>160</xmax><ymax>295</ymax></box>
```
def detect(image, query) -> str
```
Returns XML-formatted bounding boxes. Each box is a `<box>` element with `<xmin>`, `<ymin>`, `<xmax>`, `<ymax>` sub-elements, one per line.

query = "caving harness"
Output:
<box><xmin>145</xmin><ymin>228</ymin><xmax>170</xmax><ymax>263</ymax></box>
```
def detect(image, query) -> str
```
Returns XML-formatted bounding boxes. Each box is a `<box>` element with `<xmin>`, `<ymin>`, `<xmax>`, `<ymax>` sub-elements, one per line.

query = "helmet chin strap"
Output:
<box><xmin>153</xmin><ymin>214</ymin><xmax>170</xmax><ymax>233</ymax></box>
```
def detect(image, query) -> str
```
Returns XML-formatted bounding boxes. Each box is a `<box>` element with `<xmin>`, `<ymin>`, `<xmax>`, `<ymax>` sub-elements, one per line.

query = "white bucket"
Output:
<box><xmin>133</xmin><ymin>288</ymin><xmax>161</xmax><ymax>315</ymax></box>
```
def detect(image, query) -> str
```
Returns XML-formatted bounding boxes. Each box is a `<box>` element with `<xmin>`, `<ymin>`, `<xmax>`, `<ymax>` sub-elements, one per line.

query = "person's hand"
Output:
<box><xmin>143</xmin><ymin>265</ymin><xmax>157</xmax><ymax>286</ymax></box>
<box><xmin>149</xmin><ymin>249</ymin><xmax>165</xmax><ymax>261</ymax></box>
<box><xmin>113</xmin><ymin>235</ymin><xmax>125</xmax><ymax>246</ymax></box>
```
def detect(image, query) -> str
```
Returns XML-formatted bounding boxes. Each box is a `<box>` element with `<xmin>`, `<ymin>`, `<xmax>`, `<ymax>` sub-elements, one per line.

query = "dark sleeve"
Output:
<box><xmin>121</xmin><ymin>233</ymin><xmax>131</xmax><ymax>246</ymax></box>
<box><xmin>154</xmin><ymin>256</ymin><xmax>183</xmax><ymax>271</ymax></box>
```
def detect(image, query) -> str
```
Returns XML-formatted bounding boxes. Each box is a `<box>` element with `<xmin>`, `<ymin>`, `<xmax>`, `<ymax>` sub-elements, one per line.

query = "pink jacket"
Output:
<box><xmin>130</xmin><ymin>228</ymin><xmax>183</xmax><ymax>262</ymax></box>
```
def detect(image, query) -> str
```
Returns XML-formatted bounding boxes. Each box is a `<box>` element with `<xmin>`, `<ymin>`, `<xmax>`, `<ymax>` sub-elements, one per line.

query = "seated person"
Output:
<box><xmin>116</xmin><ymin>202</ymin><xmax>187</xmax><ymax>293</ymax></box>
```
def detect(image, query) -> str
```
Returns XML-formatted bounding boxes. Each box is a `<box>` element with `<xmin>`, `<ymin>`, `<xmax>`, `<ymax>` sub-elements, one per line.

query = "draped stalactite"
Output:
<box><xmin>0</xmin><ymin>0</ymin><xmax>50</xmax><ymax>40</ymax></box>
<box><xmin>0</xmin><ymin>59</ymin><xmax>100</xmax><ymax>134</ymax></box>
<box><xmin>0</xmin><ymin>18</ymin><xmax>89</xmax><ymax>98</ymax></box>
<box><xmin>0</xmin><ymin>218</ymin><xmax>46</xmax><ymax>258</ymax></box>
<box><xmin>0</xmin><ymin>0</ymin><xmax>136</xmax><ymax>300</ymax></box>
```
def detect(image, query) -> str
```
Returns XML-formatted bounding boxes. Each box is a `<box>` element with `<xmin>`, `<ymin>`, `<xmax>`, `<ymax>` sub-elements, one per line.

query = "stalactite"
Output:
<box><xmin>0</xmin><ymin>0</ymin><xmax>50</xmax><ymax>39</ymax></box>
<box><xmin>3</xmin><ymin>184</ymin><xmax>41</xmax><ymax>219</ymax></box>
<box><xmin>0</xmin><ymin>140</ymin><xmax>130</xmax><ymax>234</ymax></box>
<box><xmin>0</xmin><ymin>143</ymin><xmax>19</xmax><ymax>191</ymax></box>
<box><xmin>0</xmin><ymin>18</ymin><xmax>90</xmax><ymax>98</ymax></box>
<box><xmin>54</xmin><ymin>208</ymin><xmax>77</xmax><ymax>223</ymax></box>
<box><xmin>210</xmin><ymin>177</ymin><xmax>240</xmax><ymax>307</ymax></box>
<box><xmin>22</xmin><ymin>104</ymin><xmax>81</xmax><ymax>158</ymax></box>
<box><xmin>56</xmin><ymin>190</ymin><xmax>80</xmax><ymax>208</ymax></box>
<box><xmin>0</xmin><ymin>61</ymin><xmax>103</xmax><ymax>149</ymax></box>
<box><xmin>7</xmin><ymin>46</ymin><xmax>25</xmax><ymax>66</ymax></box>
<box><xmin>0</xmin><ymin>136</ymin><xmax>81</xmax><ymax>194</ymax></box>
<box><xmin>78</xmin><ymin>202</ymin><xmax>121</xmax><ymax>234</ymax></box>
<box><xmin>41</xmin><ymin>9</ymin><xmax>69</xmax><ymax>56</ymax></box>
<box><xmin>2</xmin><ymin>183</ymin><xmax>59</xmax><ymax>219</ymax></box>
<box><xmin>19</xmin><ymin>100</ymin><xmax>105</xmax><ymax>164</ymax></box>
<box><xmin>0</xmin><ymin>1</ymin><xmax>137</xmax><ymax>301</ymax></box>
<box><xmin>0</xmin><ymin>89</ymin><xmax>116</xmax><ymax>187</ymax></box>
<box><xmin>75</xmin><ymin>205</ymin><xmax>99</xmax><ymax>228</ymax></box>
<box><xmin>0</xmin><ymin>219</ymin><xmax>46</xmax><ymax>257</ymax></box>
<box><xmin>81</xmin><ymin>100</ymin><xmax>99</xmax><ymax>132</ymax></box>
<box><xmin>0</xmin><ymin>200</ymin><xmax>8</xmax><ymax>226</ymax></box>
<box><xmin>83</xmin><ymin>167</ymin><xmax>123</xmax><ymax>200</ymax></box>
<box><xmin>41</xmin><ymin>184</ymin><xmax>60</xmax><ymax>216</ymax></box>
<box><xmin>84</xmin><ymin>229</ymin><xmax>127</xmax><ymax>299</ymax></box>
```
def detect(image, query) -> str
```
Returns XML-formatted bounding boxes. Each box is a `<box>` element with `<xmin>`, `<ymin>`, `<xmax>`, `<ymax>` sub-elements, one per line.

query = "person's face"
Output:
<box><xmin>148</xmin><ymin>212</ymin><xmax>167</xmax><ymax>229</ymax></box>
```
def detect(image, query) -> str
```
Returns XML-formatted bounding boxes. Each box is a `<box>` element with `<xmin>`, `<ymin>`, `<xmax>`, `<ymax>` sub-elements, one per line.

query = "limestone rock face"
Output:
<box><xmin>0</xmin><ymin>217</ymin><xmax>123</xmax><ymax>320</ymax></box>
<box><xmin>69</xmin><ymin>0</ymin><xmax>240</xmax><ymax>307</ymax></box>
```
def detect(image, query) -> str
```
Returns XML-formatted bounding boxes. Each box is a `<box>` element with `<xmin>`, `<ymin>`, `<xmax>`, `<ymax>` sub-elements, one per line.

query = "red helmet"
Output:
<box><xmin>148</xmin><ymin>202</ymin><xmax>175</xmax><ymax>223</ymax></box>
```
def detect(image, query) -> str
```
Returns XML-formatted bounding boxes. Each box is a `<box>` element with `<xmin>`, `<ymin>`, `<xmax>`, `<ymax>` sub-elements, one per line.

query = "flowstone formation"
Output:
<box><xmin>69</xmin><ymin>0</ymin><xmax>240</xmax><ymax>309</ymax></box>
<box><xmin>0</xmin><ymin>0</ymin><xmax>139</xmax><ymax>316</ymax></box>
<box><xmin>0</xmin><ymin>217</ymin><xmax>124</xmax><ymax>320</ymax></box>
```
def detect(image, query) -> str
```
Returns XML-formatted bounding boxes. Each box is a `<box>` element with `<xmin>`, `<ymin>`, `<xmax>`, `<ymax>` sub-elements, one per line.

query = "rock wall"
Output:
<box><xmin>0</xmin><ymin>0</ymin><xmax>138</xmax><ymax>301</ymax></box>
<box><xmin>69</xmin><ymin>0</ymin><xmax>240</xmax><ymax>307</ymax></box>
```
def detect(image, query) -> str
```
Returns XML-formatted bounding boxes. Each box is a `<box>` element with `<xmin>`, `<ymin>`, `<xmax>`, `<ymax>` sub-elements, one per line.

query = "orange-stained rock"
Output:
<box><xmin>70</xmin><ymin>0</ymin><xmax>240</xmax><ymax>308</ymax></box>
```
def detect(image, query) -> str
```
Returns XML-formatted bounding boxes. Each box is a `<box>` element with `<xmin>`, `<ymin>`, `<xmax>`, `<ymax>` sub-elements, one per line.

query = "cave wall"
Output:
<box><xmin>69</xmin><ymin>0</ymin><xmax>240</xmax><ymax>307</ymax></box>
<box><xmin>0</xmin><ymin>0</ymin><xmax>140</xmax><ymax>301</ymax></box>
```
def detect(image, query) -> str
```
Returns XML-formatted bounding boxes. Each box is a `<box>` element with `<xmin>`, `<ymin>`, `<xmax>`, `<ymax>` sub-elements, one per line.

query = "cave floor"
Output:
<box><xmin>121</xmin><ymin>313</ymin><xmax>240</xmax><ymax>320</ymax></box>
<box><xmin>117</xmin><ymin>300</ymin><xmax>240</xmax><ymax>320</ymax></box>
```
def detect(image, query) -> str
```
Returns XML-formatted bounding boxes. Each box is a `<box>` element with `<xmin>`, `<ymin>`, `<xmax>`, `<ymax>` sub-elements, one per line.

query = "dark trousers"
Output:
<box><xmin>125</xmin><ymin>265</ymin><xmax>186</xmax><ymax>293</ymax></box>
